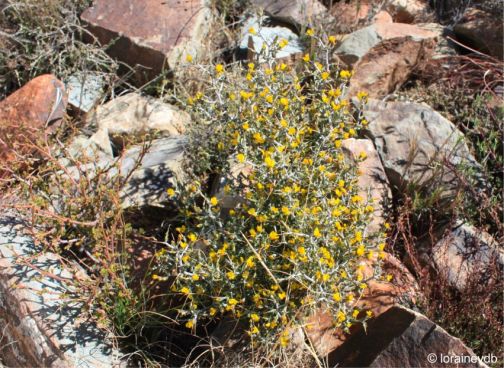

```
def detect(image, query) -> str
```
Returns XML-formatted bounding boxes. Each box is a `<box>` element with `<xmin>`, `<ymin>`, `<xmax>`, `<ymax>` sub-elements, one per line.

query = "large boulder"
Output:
<box><xmin>0</xmin><ymin>74</ymin><xmax>67</xmax><ymax>172</ymax></box>
<box><xmin>326</xmin><ymin>305</ymin><xmax>488</xmax><ymax>367</ymax></box>
<box><xmin>453</xmin><ymin>8</ymin><xmax>503</xmax><ymax>60</ymax></box>
<box><xmin>250</xmin><ymin>0</ymin><xmax>329</xmax><ymax>28</ymax></box>
<box><xmin>335</xmin><ymin>22</ymin><xmax>441</xmax><ymax>97</ymax></box>
<box><xmin>361</xmin><ymin>99</ymin><xmax>479</xmax><ymax>197</ymax></box>
<box><xmin>81</xmin><ymin>0</ymin><xmax>212</xmax><ymax>82</ymax></box>
<box><xmin>432</xmin><ymin>222</ymin><xmax>504</xmax><ymax>292</ymax></box>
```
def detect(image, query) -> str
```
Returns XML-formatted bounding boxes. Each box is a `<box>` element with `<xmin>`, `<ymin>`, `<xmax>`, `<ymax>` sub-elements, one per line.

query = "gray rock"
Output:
<box><xmin>433</xmin><ymin>222</ymin><xmax>504</xmax><ymax>291</ymax></box>
<box><xmin>66</xmin><ymin>73</ymin><xmax>106</xmax><ymax>113</ymax></box>
<box><xmin>240</xmin><ymin>17</ymin><xmax>304</xmax><ymax>61</ymax></box>
<box><xmin>361</xmin><ymin>99</ymin><xmax>480</xmax><ymax>197</ymax></box>
<box><xmin>0</xmin><ymin>211</ymin><xmax>123</xmax><ymax>367</ymax></box>
<box><xmin>328</xmin><ymin>305</ymin><xmax>488</xmax><ymax>367</ymax></box>
<box><xmin>119</xmin><ymin>136</ymin><xmax>186</xmax><ymax>209</ymax></box>
<box><xmin>250</xmin><ymin>0</ymin><xmax>330</xmax><ymax>28</ymax></box>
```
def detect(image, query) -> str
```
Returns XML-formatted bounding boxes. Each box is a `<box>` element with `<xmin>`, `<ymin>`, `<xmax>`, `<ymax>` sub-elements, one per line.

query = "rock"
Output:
<box><xmin>334</xmin><ymin>22</ymin><xmax>438</xmax><ymax>67</ymax></box>
<box><xmin>0</xmin><ymin>210</ymin><xmax>122</xmax><ymax>366</ymax></box>
<box><xmin>454</xmin><ymin>8</ymin><xmax>503</xmax><ymax>60</ymax></box>
<box><xmin>326</xmin><ymin>305</ymin><xmax>487</xmax><ymax>367</ymax></box>
<box><xmin>0</xmin><ymin>74</ymin><xmax>67</xmax><ymax>167</ymax></box>
<box><xmin>385</xmin><ymin>0</ymin><xmax>431</xmax><ymax>23</ymax></box>
<box><xmin>119</xmin><ymin>136</ymin><xmax>186</xmax><ymax>209</ymax></box>
<box><xmin>329</xmin><ymin>1</ymin><xmax>392</xmax><ymax>33</ymax></box>
<box><xmin>341</xmin><ymin>139</ymin><xmax>391</xmax><ymax>233</ymax></box>
<box><xmin>65</xmin><ymin>128</ymin><xmax>114</xmax><ymax>163</ymax></box>
<box><xmin>432</xmin><ymin>222</ymin><xmax>504</xmax><ymax>292</ymax></box>
<box><xmin>81</xmin><ymin>0</ymin><xmax>212</xmax><ymax>82</ymax></box>
<box><xmin>239</xmin><ymin>17</ymin><xmax>304</xmax><ymax>61</ymax></box>
<box><xmin>305</xmin><ymin>253</ymin><xmax>420</xmax><ymax>357</ymax></box>
<box><xmin>361</xmin><ymin>99</ymin><xmax>479</xmax><ymax>196</ymax></box>
<box><xmin>87</xmin><ymin>93</ymin><xmax>188</xmax><ymax>143</ymax></box>
<box><xmin>66</xmin><ymin>72</ymin><xmax>106</xmax><ymax>114</ymax></box>
<box><xmin>335</xmin><ymin>22</ymin><xmax>440</xmax><ymax>97</ymax></box>
<box><xmin>250</xmin><ymin>0</ymin><xmax>329</xmax><ymax>28</ymax></box>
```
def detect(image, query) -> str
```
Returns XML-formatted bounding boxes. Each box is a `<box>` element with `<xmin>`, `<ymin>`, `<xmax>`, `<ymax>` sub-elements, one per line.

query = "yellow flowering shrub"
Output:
<box><xmin>159</xmin><ymin>32</ymin><xmax>386</xmax><ymax>346</ymax></box>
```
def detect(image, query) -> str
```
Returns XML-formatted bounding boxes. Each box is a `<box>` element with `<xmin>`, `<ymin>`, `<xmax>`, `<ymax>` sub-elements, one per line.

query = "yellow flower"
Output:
<box><xmin>264</xmin><ymin>156</ymin><xmax>276</xmax><ymax>169</ymax></box>
<box><xmin>278</xmin><ymin>38</ymin><xmax>289</xmax><ymax>48</ymax></box>
<box><xmin>209</xmin><ymin>307</ymin><xmax>217</xmax><ymax>316</ymax></box>
<box><xmin>269</xmin><ymin>231</ymin><xmax>280</xmax><ymax>241</ymax></box>
<box><xmin>187</xmin><ymin>233</ymin><xmax>197</xmax><ymax>242</ymax></box>
<box><xmin>246</xmin><ymin>256</ymin><xmax>255</xmax><ymax>268</ymax></box>
<box><xmin>248</xmin><ymin>27</ymin><xmax>256</xmax><ymax>35</ymax></box>
<box><xmin>226</xmin><ymin>271</ymin><xmax>236</xmax><ymax>280</ymax></box>
<box><xmin>328</xmin><ymin>35</ymin><xmax>337</xmax><ymax>44</ymax></box>
<box><xmin>356</xmin><ymin>244</ymin><xmax>365</xmax><ymax>257</ymax></box>
<box><xmin>357</xmin><ymin>91</ymin><xmax>368</xmax><ymax>100</ymax></box>
<box><xmin>386</xmin><ymin>274</ymin><xmax>393</xmax><ymax>282</ymax></box>
<box><xmin>340</xmin><ymin>70</ymin><xmax>352</xmax><ymax>79</ymax></box>
<box><xmin>313</xmin><ymin>227</ymin><xmax>322</xmax><ymax>238</ymax></box>
<box><xmin>166</xmin><ymin>188</ymin><xmax>176</xmax><ymax>197</ymax></box>
<box><xmin>366</xmin><ymin>310</ymin><xmax>373</xmax><ymax>318</ymax></box>
<box><xmin>279</xmin><ymin>97</ymin><xmax>289</xmax><ymax>107</ymax></box>
<box><xmin>321</xmin><ymin>71</ymin><xmax>330</xmax><ymax>80</ymax></box>
<box><xmin>332</xmin><ymin>292</ymin><xmax>341</xmax><ymax>302</ymax></box>
<box><xmin>185</xmin><ymin>54</ymin><xmax>193</xmax><ymax>62</ymax></box>
<box><xmin>185</xmin><ymin>320</ymin><xmax>194</xmax><ymax>329</ymax></box>
<box><xmin>215</xmin><ymin>64</ymin><xmax>224</xmax><ymax>73</ymax></box>
<box><xmin>278</xmin><ymin>291</ymin><xmax>286</xmax><ymax>300</ymax></box>
<box><xmin>210</xmin><ymin>196</ymin><xmax>219</xmax><ymax>206</ymax></box>
<box><xmin>280</xmin><ymin>333</ymin><xmax>290</xmax><ymax>347</ymax></box>
<box><xmin>228</xmin><ymin>298</ymin><xmax>238</xmax><ymax>305</ymax></box>
<box><xmin>192</xmin><ymin>274</ymin><xmax>200</xmax><ymax>281</ymax></box>
<box><xmin>337</xmin><ymin>310</ymin><xmax>346</xmax><ymax>323</ymax></box>
<box><xmin>237</xmin><ymin>153</ymin><xmax>245</xmax><ymax>163</ymax></box>
<box><xmin>253</xmin><ymin>132</ymin><xmax>265</xmax><ymax>144</ymax></box>
<box><xmin>281</xmin><ymin>206</ymin><xmax>290</xmax><ymax>215</ymax></box>
<box><xmin>250</xmin><ymin>313</ymin><xmax>260</xmax><ymax>322</ymax></box>
<box><xmin>250</xmin><ymin>326</ymin><xmax>260</xmax><ymax>335</ymax></box>
<box><xmin>180</xmin><ymin>287</ymin><xmax>190</xmax><ymax>295</ymax></box>
<box><xmin>306</xmin><ymin>28</ymin><xmax>314</xmax><ymax>36</ymax></box>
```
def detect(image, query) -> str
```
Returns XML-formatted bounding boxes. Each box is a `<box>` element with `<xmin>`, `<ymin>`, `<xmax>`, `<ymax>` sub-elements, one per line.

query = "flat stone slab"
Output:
<box><xmin>0</xmin><ymin>211</ymin><xmax>122</xmax><ymax>367</ymax></box>
<box><xmin>81</xmin><ymin>0</ymin><xmax>211</xmax><ymax>80</ymax></box>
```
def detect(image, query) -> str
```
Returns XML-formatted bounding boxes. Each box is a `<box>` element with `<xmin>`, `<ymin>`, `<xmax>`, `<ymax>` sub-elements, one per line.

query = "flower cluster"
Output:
<box><xmin>157</xmin><ymin>30</ymin><xmax>387</xmax><ymax>346</ymax></box>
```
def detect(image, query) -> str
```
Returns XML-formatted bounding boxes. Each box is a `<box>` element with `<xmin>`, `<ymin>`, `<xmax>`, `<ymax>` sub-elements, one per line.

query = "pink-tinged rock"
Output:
<box><xmin>347</xmin><ymin>36</ymin><xmax>436</xmax><ymax>98</ymax></box>
<box><xmin>454</xmin><ymin>8</ymin><xmax>503</xmax><ymax>60</ymax></box>
<box><xmin>0</xmin><ymin>74</ymin><xmax>67</xmax><ymax>174</ymax></box>
<box><xmin>335</xmin><ymin>22</ymin><xmax>439</xmax><ymax>97</ymax></box>
<box><xmin>251</xmin><ymin>0</ymin><xmax>329</xmax><ymax>28</ymax></box>
<box><xmin>305</xmin><ymin>253</ymin><xmax>420</xmax><ymax>357</ymax></box>
<box><xmin>81</xmin><ymin>0</ymin><xmax>211</xmax><ymax>81</ymax></box>
<box><xmin>433</xmin><ymin>222</ymin><xmax>504</xmax><ymax>292</ymax></box>
<box><xmin>326</xmin><ymin>305</ymin><xmax>486</xmax><ymax>367</ymax></box>
<box><xmin>329</xmin><ymin>1</ymin><xmax>392</xmax><ymax>33</ymax></box>
<box><xmin>385</xmin><ymin>0</ymin><xmax>431</xmax><ymax>23</ymax></box>
<box><xmin>341</xmin><ymin>138</ymin><xmax>391</xmax><ymax>234</ymax></box>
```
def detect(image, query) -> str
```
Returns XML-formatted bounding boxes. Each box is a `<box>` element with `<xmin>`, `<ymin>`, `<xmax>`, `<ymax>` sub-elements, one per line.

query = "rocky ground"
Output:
<box><xmin>0</xmin><ymin>0</ymin><xmax>502</xmax><ymax>367</ymax></box>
